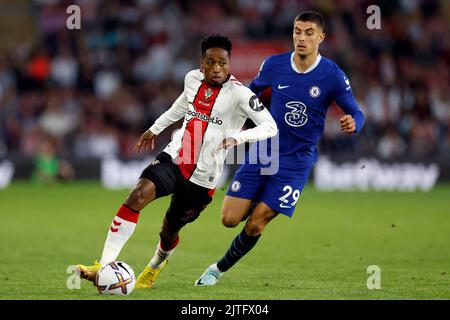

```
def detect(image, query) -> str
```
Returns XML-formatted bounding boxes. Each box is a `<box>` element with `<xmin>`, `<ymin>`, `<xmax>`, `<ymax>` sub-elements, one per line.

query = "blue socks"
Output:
<box><xmin>217</xmin><ymin>228</ymin><xmax>261</xmax><ymax>272</ymax></box>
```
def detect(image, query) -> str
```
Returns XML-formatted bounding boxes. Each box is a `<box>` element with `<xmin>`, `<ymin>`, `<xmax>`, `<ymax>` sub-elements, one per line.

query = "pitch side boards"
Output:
<box><xmin>314</xmin><ymin>157</ymin><xmax>439</xmax><ymax>191</ymax></box>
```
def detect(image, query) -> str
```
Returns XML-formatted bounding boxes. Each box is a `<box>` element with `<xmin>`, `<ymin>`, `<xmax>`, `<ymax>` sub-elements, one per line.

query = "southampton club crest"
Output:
<box><xmin>203</xmin><ymin>88</ymin><xmax>213</xmax><ymax>101</ymax></box>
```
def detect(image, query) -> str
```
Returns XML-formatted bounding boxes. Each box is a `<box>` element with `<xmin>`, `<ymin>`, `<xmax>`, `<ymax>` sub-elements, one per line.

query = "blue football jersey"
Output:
<box><xmin>249</xmin><ymin>52</ymin><xmax>365</xmax><ymax>169</ymax></box>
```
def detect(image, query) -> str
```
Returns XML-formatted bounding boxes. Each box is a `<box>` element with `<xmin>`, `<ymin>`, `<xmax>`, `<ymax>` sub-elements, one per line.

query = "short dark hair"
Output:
<box><xmin>201</xmin><ymin>35</ymin><xmax>232</xmax><ymax>56</ymax></box>
<box><xmin>294</xmin><ymin>11</ymin><xmax>325</xmax><ymax>31</ymax></box>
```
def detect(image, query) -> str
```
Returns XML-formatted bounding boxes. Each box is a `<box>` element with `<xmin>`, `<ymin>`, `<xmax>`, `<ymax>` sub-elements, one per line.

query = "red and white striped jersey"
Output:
<box><xmin>149</xmin><ymin>69</ymin><xmax>277</xmax><ymax>189</ymax></box>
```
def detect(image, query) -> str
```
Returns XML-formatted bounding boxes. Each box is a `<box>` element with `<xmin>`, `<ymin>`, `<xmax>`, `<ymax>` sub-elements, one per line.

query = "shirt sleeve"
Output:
<box><xmin>231</xmin><ymin>89</ymin><xmax>278</xmax><ymax>145</ymax></box>
<box><xmin>149</xmin><ymin>76</ymin><xmax>190</xmax><ymax>135</ymax></box>
<box><xmin>249</xmin><ymin>58</ymin><xmax>272</xmax><ymax>96</ymax></box>
<box><xmin>333</xmin><ymin>67</ymin><xmax>365</xmax><ymax>134</ymax></box>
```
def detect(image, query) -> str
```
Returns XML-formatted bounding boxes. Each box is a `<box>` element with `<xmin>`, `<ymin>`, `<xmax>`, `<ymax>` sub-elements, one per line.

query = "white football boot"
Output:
<box><xmin>195</xmin><ymin>264</ymin><xmax>222</xmax><ymax>286</ymax></box>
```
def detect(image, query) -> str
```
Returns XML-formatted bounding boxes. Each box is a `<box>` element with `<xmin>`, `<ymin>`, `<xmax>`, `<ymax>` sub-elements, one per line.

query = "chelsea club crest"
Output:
<box><xmin>231</xmin><ymin>180</ymin><xmax>241</xmax><ymax>192</ymax></box>
<box><xmin>309</xmin><ymin>86</ymin><xmax>321</xmax><ymax>98</ymax></box>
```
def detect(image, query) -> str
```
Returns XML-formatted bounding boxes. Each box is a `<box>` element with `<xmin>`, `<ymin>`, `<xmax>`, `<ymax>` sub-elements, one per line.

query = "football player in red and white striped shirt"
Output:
<box><xmin>76</xmin><ymin>35</ymin><xmax>277</xmax><ymax>289</ymax></box>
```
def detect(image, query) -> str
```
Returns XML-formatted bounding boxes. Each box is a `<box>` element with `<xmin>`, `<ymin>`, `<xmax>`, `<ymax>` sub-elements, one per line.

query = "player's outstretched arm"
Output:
<box><xmin>135</xmin><ymin>129</ymin><xmax>156</xmax><ymax>153</ymax></box>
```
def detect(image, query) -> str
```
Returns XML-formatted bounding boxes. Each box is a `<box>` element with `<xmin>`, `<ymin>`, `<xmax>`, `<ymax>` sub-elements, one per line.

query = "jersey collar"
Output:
<box><xmin>290</xmin><ymin>52</ymin><xmax>322</xmax><ymax>74</ymax></box>
<box><xmin>221</xmin><ymin>74</ymin><xmax>238</xmax><ymax>88</ymax></box>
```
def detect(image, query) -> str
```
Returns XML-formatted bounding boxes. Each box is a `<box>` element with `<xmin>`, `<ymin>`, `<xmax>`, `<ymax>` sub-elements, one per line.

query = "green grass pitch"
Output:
<box><xmin>1</xmin><ymin>182</ymin><xmax>449</xmax><ymax>300</ymax></box>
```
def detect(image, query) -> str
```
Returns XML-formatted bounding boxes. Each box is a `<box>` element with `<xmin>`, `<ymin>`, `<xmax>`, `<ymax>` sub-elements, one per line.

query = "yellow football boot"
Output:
<box><xmin>135</xmin><ymin>260</ymin><xmax>168</xmax><ymax>289</ymax></box>
<box><xmin>76</xmin><ymin>261</ymin><xmax>102</xmax><ymax>283</ymax></box>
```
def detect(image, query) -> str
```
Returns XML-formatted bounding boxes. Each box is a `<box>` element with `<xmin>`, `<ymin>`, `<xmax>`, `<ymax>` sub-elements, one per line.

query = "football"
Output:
<box><xmin>95</xmin><ymin>261</ymin><xmax>136</xmax><ymax>295</ymax></box>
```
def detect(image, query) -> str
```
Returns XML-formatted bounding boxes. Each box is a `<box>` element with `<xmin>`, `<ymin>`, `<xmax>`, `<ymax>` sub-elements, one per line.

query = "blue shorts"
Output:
<box><xmin>226</xmin><ymin>162</ymin><xmax>313</xmax><ymax>217</ymax></box>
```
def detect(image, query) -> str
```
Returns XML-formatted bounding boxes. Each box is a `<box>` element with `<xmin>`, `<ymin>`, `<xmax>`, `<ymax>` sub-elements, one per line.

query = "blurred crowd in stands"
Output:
<box><xmin>0</xmin><ymin>0</ymin><xmax>449</xmax><ymax>163</ymax></box>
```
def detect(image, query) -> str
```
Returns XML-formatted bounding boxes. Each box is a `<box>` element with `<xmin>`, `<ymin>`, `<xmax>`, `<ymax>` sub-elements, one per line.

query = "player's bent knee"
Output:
<box><xmin>245</xmin><ymin>218</ymin><xmax>266</xmax><ymax>237</ymax></box>
<box><xmin>221</xmin><ymin>206</ymin><xmax>242</xmax><ymax>227</ymax></box>
<box><xmin>222</xmin><ymin>196</ymin><xmax>252</xmax><ymax>225</ymax></box>
<box><xmin>221</xmin><ymin>215</ymin><xmax>240</xmax><ymax>228</ymax></box>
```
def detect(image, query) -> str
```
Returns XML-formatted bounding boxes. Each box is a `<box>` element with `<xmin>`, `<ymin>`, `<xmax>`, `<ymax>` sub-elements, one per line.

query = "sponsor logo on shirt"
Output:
<box><xmin>186</xmin><ymin>103</ymin><xmax>223</xmax><ymax>125</ymax></box>
<box><xmin>284</xmin><ymin>101</ymin><xmax>308</xmax><ymax>127</ymax></box>
<box><xmin>344</xmin><ymin>76</ymin><xmax>351</xmax><ymax>91</ymax></box>
<box><xmin>249</xmin><ymin>95</ymin><xmax>265</xmax><ymax>111</ymax></box>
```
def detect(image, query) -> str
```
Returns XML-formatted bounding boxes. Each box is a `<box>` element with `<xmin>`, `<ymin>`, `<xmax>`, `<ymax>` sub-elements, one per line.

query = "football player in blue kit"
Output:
<box><xmin>195</xmin><ymin>11</ymin><xmax>365</xmax><ymax>286</ymax></box>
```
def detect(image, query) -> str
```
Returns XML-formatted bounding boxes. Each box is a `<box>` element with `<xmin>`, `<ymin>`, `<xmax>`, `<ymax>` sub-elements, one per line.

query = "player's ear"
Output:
<box><xmin>318</xmin><ymin>32</ymin><xmax>325</xmax><ymax>44</ymax></box>
<box><xmin>200</xmin><ymin>56</ymin><xmax>205</xmax><ymax>71</ymax></box>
